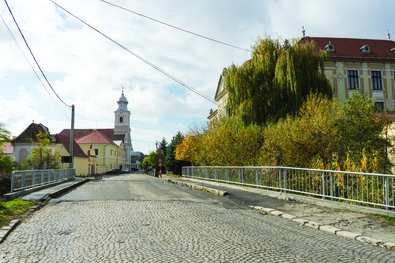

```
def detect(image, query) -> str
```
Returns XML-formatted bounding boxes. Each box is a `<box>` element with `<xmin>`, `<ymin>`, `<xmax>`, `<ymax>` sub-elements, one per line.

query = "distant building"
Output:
<box><xmin>10</xmin><ymin>122</ymin><xmax>89</xmax><ymax>175</ymax></box>
<box><xmin>208</xmin><ymin>68</ymin><xmax>227</xmax><ymax>125</ymax></box>
<box><xmin>131</xmin><ymin>151</ymin><xmax>144</xmax><ymax>170</ymax></box>
<box><xmin>1</xmin><ymin>142</ymin><xmax>14</xmax><ymax>159</ymax></box>
<box><xmin>59</xmin><ymin>90</ymin><xmax>133</xmax><ymax>173</ymax></box>
<box><xmin>11</xmin><ymin>90</ymin><xmax>134</xmax><ymax>175</ymax></box>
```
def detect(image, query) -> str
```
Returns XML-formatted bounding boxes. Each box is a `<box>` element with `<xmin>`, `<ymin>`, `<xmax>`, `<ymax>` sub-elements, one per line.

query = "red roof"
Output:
<box><xmin>75</xmin><ymin>129</ymin><xmax>116</xmax><ymax>145</ymax></box>
<box><xmin>1</xmin><ymin>142</ymin><xmax>13</xmax><ymax>154</ymax></box>
<box><xmin>54</xmin><ymin>134</ymin><xmax>88</xmax><ymax>159</ymax></box>
<box><xmin>304</xmin><ymin>37</ymin><xmax>395</xmax><ymax>59</ymax></box>
<box><xmin>59</xmin><ymin>129</ymin><xmax>125</xmax><ymax>142</ymax></box>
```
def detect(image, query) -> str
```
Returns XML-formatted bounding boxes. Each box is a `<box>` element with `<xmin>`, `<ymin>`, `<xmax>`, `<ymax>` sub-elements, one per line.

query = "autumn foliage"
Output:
<box><xmin>175</xmin><ymin>92</ymin><xmax>392</xmax><ymax>173</ymax></box>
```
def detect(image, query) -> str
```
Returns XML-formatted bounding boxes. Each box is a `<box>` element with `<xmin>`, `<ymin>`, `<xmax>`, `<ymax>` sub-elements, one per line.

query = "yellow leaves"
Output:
<box><xmin>175</xmin><ymin>116</ymin><xmax>263</xmax><ymax>166</ymax></box>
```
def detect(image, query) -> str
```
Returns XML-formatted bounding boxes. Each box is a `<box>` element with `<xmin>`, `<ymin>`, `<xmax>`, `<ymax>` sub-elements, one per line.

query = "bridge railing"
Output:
<box><xmin>182</xmin><ymin>166</ymin><xmax>395</xmax><ymax>210</ymax></box>
<box><xmin>10</xmin><ymin>168</ymin><xmax>76</xmax><ymax>193</ymax></box>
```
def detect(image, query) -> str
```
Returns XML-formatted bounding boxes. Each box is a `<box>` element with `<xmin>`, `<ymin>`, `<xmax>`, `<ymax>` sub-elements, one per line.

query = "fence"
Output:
<box><xmin>11</xmin><ymin>168</ymin><xmax>76</xmax><ymax>193</ymax></box>
<box><xmin>182</xmin><ymin>166</ymin><xmax>395</xmax><ymax>210</ymax></box>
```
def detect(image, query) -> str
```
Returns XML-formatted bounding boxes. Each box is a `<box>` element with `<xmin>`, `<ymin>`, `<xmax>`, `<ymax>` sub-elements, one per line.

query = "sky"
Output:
<box><xmin>1</xmin><ymin>0</ymin><xmax>395</xmax><ymax>154</ymax></box>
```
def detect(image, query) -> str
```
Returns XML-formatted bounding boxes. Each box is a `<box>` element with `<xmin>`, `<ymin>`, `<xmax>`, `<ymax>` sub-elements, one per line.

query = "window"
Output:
<box><xmin>120</xmin><ymin>116</ymin><xmax>123</xmax><ymax>123</ymax></box>
<box><xmin>347</xmin><ymin>70</ymin><xmax>359</xmax><ymax>90</ymax></box>
<box><xmin>371</xmin><ymin>71</ymin><xmax>383</xmax><ymax>90</ymax></box>
<box><xmin>375</xmin><ymin>101</ymin><xmax>384</xmax><ymax>111</ymax></box>
<box><xmin>95</xmin><ymin>149</ymin><xmax>99</xmax><ymax>155</ymax></box>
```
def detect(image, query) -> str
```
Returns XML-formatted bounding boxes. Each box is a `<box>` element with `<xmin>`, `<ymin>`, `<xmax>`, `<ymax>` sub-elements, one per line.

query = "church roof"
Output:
<box><xmin>59</xmin><ymin>129</ymin><xmax>126</xmax><ymax>143</ymax></box>
<box><xmin>11</xmin><ymin>123</ymin><xmax>54</xmax><ymax>143</ymax></box>
<box><xmin>304</xmin><ymin>37</ymin><xmax>395</xmax><ymax>59</ymax></box>
<box><xmin>118</xmin><ymin>90</ymin><xmax>128</xmax><ymax>102</ymax></box>
<box><xmin>75</xmin><ymin>129</ymin><xmax>117</xmax><ymax>145</ymax></box>
<box><xmin>54</xmin><ymin>134</ymin><xmax>88</xmax><ymax>158</ymax></box>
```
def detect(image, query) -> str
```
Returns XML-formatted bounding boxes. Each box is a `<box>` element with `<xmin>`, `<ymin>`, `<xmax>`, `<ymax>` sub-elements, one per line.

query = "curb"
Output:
<box><xmin>163</xmin><ymin>178</ymin><xmax>228</xmax><ymax>197</ymax></box>
<box><xmin>252</xmin><ymin>205</ymin><xmax>395</xmax><ymax>251</ymax></box>
<box><xmin>2</xmin><ymin>178</ymin><xmax>75</xmax><ymax>201</ymax></box>
<box><xmin>48</xmin><ymin>179</ymin><xmax>90</xmax><ymax>199</ymax></box>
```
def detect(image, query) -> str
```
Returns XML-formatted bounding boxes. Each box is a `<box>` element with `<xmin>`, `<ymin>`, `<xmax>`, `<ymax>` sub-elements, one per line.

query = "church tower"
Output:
<box><xmin>114</xmin><ymin>89</ymin><xmax>131</xmax><ymax>135</ymax></box>
<box><xmin>114</xmin><ymin>89</ymin><xmax>133</xmax><ymax>169</ymax></box>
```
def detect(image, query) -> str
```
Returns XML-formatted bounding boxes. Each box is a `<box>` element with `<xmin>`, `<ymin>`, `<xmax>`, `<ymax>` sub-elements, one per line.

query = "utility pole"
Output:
<box><xmin>69</xmin><ymin>104</ymin><xmax>75</xmax><ymax>169</ymax></box>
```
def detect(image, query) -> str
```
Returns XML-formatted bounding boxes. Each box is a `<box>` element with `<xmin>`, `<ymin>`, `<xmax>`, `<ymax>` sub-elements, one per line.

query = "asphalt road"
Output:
<box><xmin>1</xmin><ymin>173</ymin><xmax>394</xmax><ymax>262</ymax></box>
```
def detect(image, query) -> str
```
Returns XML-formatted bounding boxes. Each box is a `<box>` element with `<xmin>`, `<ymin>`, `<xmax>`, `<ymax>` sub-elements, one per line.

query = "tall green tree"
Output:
<box><xmin>158</xmin><ymin>137</ymin><xmax>168</xmax><ymax>173</ymax></box>
<box><xmin>167</xmin><ymin>132</ymin><xmax>191</xmax><ymax>175</ymax></box>
<box><xmin>335</xmin><ymin>91</ymin><xmax>390</xmax><ymax>173</ymax></box>
<box><xmin>224</xmin><ymin>37</ymin><xmax>332</xmax><ymax>126</ymax></box>
<box><xmin>22</xmin><ymin>132</ymin><xmax>61</xmax><ymax>170</ymax></box>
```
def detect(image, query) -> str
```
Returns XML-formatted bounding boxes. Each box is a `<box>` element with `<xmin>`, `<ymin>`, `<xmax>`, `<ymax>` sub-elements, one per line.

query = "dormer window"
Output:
<box><xmin>325</xmin><ymin>42</ymin><xmax>335</xmax><ymax>52</ymax></box>
<box><xmin>360</xmin><ymin>44</ymin><xmax>371</xmax><ymax>53</ymax></box>
<box><xmin>391</xmin><ymin>47</ymin><xmax>395</xmax><ymax>53</ymax></box>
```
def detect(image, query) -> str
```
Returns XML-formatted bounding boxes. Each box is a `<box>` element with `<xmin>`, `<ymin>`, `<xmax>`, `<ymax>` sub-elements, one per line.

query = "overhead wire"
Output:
<box><xmin>99</xmin><ymin>0</ymin><xmax>251</xmax><ymax>53</ymax></box>
<box><xmin>0</xmin><ymin>13</ymin><xmax>70</xmax><ymax>120</ymax></box>
<box><xmin>4</xmin><ymin>0</ymin><xmax>72</xmax><ymax>108</ymax></box>
<box><xmin>50</xmin><ymin>0</ymin><xmax>218</xmax><ymax>105</ymax></box>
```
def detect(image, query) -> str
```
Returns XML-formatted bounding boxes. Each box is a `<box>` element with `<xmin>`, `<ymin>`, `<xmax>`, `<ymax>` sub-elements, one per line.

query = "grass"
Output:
<box><xmin>372</xmin><ymin>214</ymin><xmax>395</xmax><ymax>226</ymax></box>
<box><xmin>166</xmin><ymin>174</ymin><xmax>183</xmax><ymax>178</ymax></box>
<box><xmin>0</xmin><ymin>199</ymin><xmax>38</xmax><ymax>228</ymax></box>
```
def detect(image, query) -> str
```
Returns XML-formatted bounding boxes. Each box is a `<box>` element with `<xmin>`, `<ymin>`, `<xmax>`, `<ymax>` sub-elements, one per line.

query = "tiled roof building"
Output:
<box><xmin>305</xmin><ymin>37</ymin><xmax>395</xmax><ymax>110</ymax></box>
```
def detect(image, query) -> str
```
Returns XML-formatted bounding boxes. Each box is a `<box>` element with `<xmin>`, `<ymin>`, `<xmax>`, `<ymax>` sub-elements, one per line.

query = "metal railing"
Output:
<box><xmin>182</xmin><ymin>166</ymin><xmax>395</xmax><ymax>210</ymax></box>
<box><xmin>11</xmin><ymin>168</ymin><xmax>76</xmax><ymax>193</ymax></box>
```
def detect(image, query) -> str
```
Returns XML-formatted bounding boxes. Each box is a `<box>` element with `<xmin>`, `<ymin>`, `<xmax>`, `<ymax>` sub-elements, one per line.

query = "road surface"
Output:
<box><xmin>0</xmin><ymin>173</ymin><xmax>394</xmax><ymax>262</ymax></box>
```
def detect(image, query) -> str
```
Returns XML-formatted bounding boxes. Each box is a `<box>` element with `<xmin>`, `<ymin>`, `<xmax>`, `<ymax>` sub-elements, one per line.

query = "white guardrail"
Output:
<box><xmin>182</xmin><ymin>166</ymin><xmax>395</xmax><ymax>211</ymax></box>
<box><xmin>10</xmin><ymin>168</ymin><xmax>76</xmax><ymax>193</ymax></box>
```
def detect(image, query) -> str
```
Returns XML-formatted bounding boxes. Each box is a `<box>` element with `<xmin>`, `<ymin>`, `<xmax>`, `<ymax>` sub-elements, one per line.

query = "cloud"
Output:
<box><xmin>1</xmin><ymin>0</ymin><xmax>395</xmax><ymax>154</ymax></box>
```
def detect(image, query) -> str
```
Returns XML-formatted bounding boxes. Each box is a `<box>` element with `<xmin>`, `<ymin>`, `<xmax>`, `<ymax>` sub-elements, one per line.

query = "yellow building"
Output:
<box><xmin>58</xmin><ymin>90</ymin><xmax>133</xmax><ymax>173</ymax></box>
<box><xmin>54</xmin><ymin>134</ymin><xmax>90</xmax><ymax>176</ymax></box>
<box><xmin>305</xmin><ymin>37</ymin><xmax>395</xmax><ymax>110</ymax></box>
<box><xmin>75</xmin><ymin>129</ymin><xmax>126</xmax><ymax>174</ymax></box>
<box><xmin>10</xmin><ymin>122</ymin><xmax>90</xmax><ymax>175</ymax></box>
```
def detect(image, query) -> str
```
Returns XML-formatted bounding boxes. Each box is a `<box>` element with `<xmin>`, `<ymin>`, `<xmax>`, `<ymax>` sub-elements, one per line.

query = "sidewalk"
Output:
<box><xmin>4</xmin><ymin>178</ymin><xmax>89</xmax><ymax>202</ymax></box>
<box><xmin>163</xmin><ymin>175</ymin><xmax>395</xmax><ymax>250</ymax></box>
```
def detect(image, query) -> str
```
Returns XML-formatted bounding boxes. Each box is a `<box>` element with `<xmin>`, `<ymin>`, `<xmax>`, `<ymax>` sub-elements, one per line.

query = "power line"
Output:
<box><xmin>4</xmin><ymin>0</ymin><xmax>71</xmax><ymax>108</ymax></box>
<box><xmin>99</xmin><ymin>0</ymin><xmax>251</xmax><ymax>53</ymax></box>
<box><xmin>50</xmin><ymin>0</ymin><xmax>217</xmax><ymax>105</ymax></box>
<box><xmin>0</xmin><ymin>13</ymin><xmax>70</xmax><ymax>120</ymax></box>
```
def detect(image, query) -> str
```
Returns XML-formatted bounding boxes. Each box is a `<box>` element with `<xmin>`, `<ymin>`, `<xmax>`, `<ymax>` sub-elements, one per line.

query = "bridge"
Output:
<box><xmin>1</xmin><ymin>171</ymin><xmax>394</xmax><ymax>262</ymax></box>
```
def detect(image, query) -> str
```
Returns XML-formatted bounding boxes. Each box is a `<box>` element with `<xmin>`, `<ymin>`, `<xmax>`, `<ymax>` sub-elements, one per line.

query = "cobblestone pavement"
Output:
<box><xmin>1</xmin><ymin>200</ymin><xmax>394</xmax><ymax>263</ymax></box>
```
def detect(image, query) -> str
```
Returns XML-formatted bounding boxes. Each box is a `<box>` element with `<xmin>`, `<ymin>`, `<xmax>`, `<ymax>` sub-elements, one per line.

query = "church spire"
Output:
<box><xmin>114</xmin><ymin>89</ymin><xmax>131</xmax><ymax>135</ymax></box>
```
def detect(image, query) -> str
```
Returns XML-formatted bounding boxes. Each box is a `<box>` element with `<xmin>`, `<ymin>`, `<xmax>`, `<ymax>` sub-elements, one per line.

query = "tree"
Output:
<box><xmin>158</xmin><ymin>137</ymin><xmax>168</xmax><ymax>173</ymax></box>
<box><xmin>224</xmin><ymin>37</ymin><xmax>332</xmax><ymax>126</ymax></box>
<box><xmin>0</xmin><ymin>124</ymin><xmax>16</xmax><ymax>174</ymax></box>
<box><xmin>260</xmin><ymin>92</ymin><xmax>392</xmax><ymax>173</ymax></box>
<box><xmin>261</xmin><ymin>94</ymin><xmax>340</xmax><ymax>168</ymax></box>
<box><xmin>0</xmin><ymin>124</ymin><xmax>11</xmax><ymax>148</ymax></box>
<box><xmin>335</xmin><ymin>91</ymin><xmax>391</xmax><ymax>173</ymax></box>
<box><xmin>167</xmin><ymin>132</ymin><xmax>191</xmax><ymax>175</ymax></box>
<box><xmin>22</xmin><ymin>132</ymin><xmax>61</xmax><ymax>170</ymax></box>
<box><xmin>175</xmin><ymin>117</ymin><xmax>263</xmax><ymax>166</ymax></box>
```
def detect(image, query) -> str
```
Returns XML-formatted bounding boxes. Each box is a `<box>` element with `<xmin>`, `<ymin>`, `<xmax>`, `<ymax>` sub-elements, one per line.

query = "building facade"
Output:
<box><xmin>305</xmin><ymin>37</ymin><xmax>395</xmax><ymax>110</ymax></box>
<box><xmin>11</xmin><ymin>90</ymin><xmax>133</xmax><ymax>175</ymax></box>
<box><xmin>59</xmin><ymin>90</ymin><xmax>133</xmax><ymax>173</ymax></box>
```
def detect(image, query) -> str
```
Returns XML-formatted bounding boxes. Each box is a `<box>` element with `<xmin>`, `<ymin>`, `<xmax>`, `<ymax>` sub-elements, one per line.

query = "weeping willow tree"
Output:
<box><xmin>224</xmin><ymin>37</ymin><xmax>332</xmax><ymax>126</ymax></box>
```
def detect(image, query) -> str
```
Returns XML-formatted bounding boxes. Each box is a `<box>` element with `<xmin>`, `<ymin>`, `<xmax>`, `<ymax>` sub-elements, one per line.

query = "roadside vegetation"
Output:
<box><xmin>172</xmin><ymin>36</ymin><xmax>392</xmax><ymax>174</ymax></box>
<box><xmin>0</xmin><ymin>198</ymin><xmax>37</xmax><ymax>228</ymax></box>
